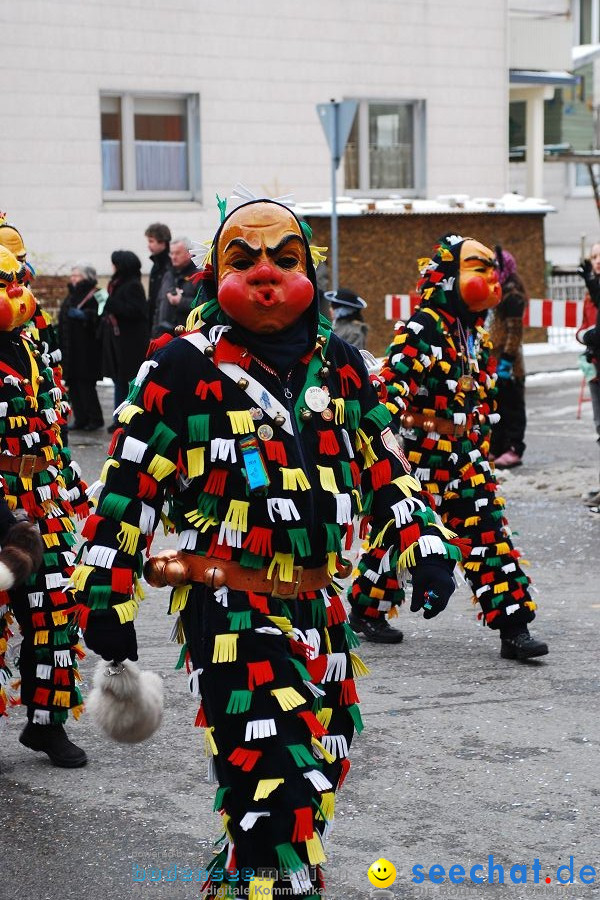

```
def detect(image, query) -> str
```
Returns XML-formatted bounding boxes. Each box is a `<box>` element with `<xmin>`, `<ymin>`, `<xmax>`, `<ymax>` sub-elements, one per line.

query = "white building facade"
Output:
<box><xmin>2</xmin><ymin>0</ymin><xmax>510</xmax><ymax>275</ymax></box>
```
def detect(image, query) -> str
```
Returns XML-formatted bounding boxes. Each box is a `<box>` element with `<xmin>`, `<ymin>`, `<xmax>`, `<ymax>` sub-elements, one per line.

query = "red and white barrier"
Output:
<box><xmin>385</xmin><ymin>294</ymin><xmax>584</xmax><ymax>327</ymax></box>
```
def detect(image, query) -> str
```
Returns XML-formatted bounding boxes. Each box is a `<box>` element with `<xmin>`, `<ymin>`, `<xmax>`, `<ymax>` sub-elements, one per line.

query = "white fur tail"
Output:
<box><xmin>87</xmin><ymin>660</ymin><xmax>164</xmax><ymax>744</ymax></box>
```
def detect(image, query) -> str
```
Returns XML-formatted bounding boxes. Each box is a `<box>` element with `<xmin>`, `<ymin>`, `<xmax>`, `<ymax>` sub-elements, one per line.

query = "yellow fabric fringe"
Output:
<box><xmin>114</xmin><ymin>598</ymin><xmax>139</xmax><ymax>624</ymax></box>
<box><xmin>306</xmin><ymin>833</ymin><xmax>327</xmax><ymax>866</ymax></box>
<box><xmin>271</xmin><ymin>686</ymin><xmax>306</xmax><ymax>711</ymax></box>
<box><xmin>227</xmin><ymin>409</ymin><xmax>255</xmax><ymax>435</ymax></box>
<box><xmin>118</xmin><ymin>404</ymin><xmax>143</xmax><ymax>424</ymax></box>
<box><xmin>311</xmin><ymin>738</ymin><xmax>335</xmax><ymax>764</ymax></box>
<box><xmin>171</xmin><ymin>584</ymin><xmax>191</xmax><ymax>613</ymax></box>
<box><xmin>205</xmin><ymin>726</ymin><xmax>218</xmax><ymax>756</ymax></box>
<box><xmin>316</xmin><ymin>707</ymin><xmax>333</xmax><ymax>729</ymax></box>
<box><xmin>317</xmin><ymin>466</ymin><xmax>339</xmax><ymax>494</ymax></box>
<box><xmin>212</xmin><ymin>633</ymin><xmax>238</xmax><ymax>663</ymax></box>
<box><xmin>117</xmin><ymin>521</ymin><xmax>140</xmax><ymax>555</ymax></box>
<box><xmin>253</xmin><ymin>778</ymin><xmax>284</xmax><ymax>801</ymax></box>
<box><xmin>186</xmin><ymin>446</ymin><xmax>205</xmax><ymax>477</ymax></box>
<box><xmin>267</xmin><ymin>553</ymin><xmax>296</xmax><ymax>584</ymax></box>
<box><xmin>350</xmin><ymin>651</ymin><xmax>370</xmax><ymax>677</ymax></box>
<box><xmin>147</xmin><ymin>454</ymin><xmax>176</xmax><ymax>481</ymax></box>
<box><xmin>224</xmin><ymin>499</ymin><xmax>249</xmax><ymax>531</ymax></box>
<box><xmin>280</xmin><ymin>467</ymin><xmax>312</xmax><ymax>491</ymax></box>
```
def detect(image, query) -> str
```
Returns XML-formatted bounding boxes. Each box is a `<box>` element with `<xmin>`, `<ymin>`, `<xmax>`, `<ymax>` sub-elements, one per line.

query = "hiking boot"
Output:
<box><xmin>500</xmin><ymin>630</ymin><xmax>548</xmax><ymax>660</ymax></box>
<box><xmin>348</xmin><ymin>613</ymin><xmax>403</xmax><ymax>644</ymax></box>
<box><xmin>19</xmin><ymin>722</ymin><xmax>88</xmax><ymax>768</ymax></box>
<box><xmin>494</xmin><ymin>449</ymin><xmax>523</xmax><ymax>469</ymax></box>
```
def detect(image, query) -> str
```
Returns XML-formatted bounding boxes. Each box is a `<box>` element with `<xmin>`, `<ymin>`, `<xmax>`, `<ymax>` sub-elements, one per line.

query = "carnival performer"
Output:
<box><xmin>76</xmin><ymin>197</ymin><xmax>461</xmax><ymax>898</ymax></box>
<box><xmin>0</xmin><ymin>245</ymin><xmax>90</xmax><ymax>767</ymax></box>
<box><xmin>349</xmin><ymin>234</ymin><xmax>548</xmax><ymax>661</ymax></box>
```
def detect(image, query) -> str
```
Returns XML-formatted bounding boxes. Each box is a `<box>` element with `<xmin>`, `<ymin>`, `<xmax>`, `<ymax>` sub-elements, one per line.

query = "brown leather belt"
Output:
<box><xmin>400</xmin><ymin>411</ymin><xmax>469</xmax><ymax>437</ymax></box>
<box><xmin>0</xmin><ymin>454</ymin><xmax>52</xmax><ymax>478</ymax></box>
<box><xmin>144</xmin><ymin>550</ymin><xmax>344</xmax><ymax>600</ymax></box>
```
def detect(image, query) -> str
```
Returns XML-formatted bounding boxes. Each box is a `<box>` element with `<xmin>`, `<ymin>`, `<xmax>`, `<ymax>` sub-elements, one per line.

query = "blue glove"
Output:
<box><xmin>410</xmin><ymin>561</ymin><xmax>455</xmax><ymax>619</ymax></box>
<box><xmin>496</xmin><ymin>357</ymin><xmax>513</xmax><ymax>380</ymax></box>
<box><xmin>68</xmin><ymin>307</ymin><xmax>86</xmax><ymax>320</ymax></box>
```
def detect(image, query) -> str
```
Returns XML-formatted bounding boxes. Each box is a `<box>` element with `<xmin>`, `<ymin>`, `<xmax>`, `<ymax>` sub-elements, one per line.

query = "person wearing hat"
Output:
<box><xmin>76</xmin><ymin>197</ymin><xmax>462</xmax><ymax>898</ymax></box>
<box><xmin>326</xmin><ymin>288</ymin><xmax>369</xmax><ymax>350</ymax></box>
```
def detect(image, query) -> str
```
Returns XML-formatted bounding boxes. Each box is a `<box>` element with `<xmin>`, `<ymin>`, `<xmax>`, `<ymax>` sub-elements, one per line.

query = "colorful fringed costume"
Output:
<box><xmin>0</xmin><ymin>317</ymin><xmax>90</xmax><ymax>726</ymax></box>
<box><xmin>350</xmin><ymin>234</ymin><xmax>537</xmax><ymax>634</ymax></box>
<box><xmin>76</xmin><ymin>198</ymin><xmax>460</xmax><ymax>898</ymax></box>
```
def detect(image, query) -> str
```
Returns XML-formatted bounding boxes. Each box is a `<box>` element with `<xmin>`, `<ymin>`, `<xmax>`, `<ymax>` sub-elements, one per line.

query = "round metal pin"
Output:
<box><xmin>257</xmin><ymin>424</ymin><xmax>274</xmax><ymax>441</ymax></box>
<box><xmin>304</xmin><ymin>385</ymin><xmax>329</xmax><ymax>413</ymax></box>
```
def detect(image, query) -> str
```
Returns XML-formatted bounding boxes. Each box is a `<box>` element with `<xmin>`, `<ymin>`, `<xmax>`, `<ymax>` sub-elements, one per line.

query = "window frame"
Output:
<box><xmin>100</xmin><ymin>91</ymin><xmax>201</xmax><ymax>203</ymax></box>
<box><xmin>343</xmin><ymin>98</ymin><xmax>426</xmax><ymax>197</ymax></box>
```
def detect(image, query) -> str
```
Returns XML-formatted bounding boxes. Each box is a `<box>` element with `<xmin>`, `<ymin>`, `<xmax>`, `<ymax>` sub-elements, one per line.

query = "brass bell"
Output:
<box><xmin>143</xmin><ymin>548</ymin><xmax>178</xmax><ymax>588</ymax></box>
<box><xmin>174</xmin><ymin>325</ymin><xmax>186</xmax><ymax>335</ymax></box>
<box><xmin>203</xmin><ymin>566</ymin><xmax>227</xmax><ymax>589</ymax></box>
<box><xmin>316</xmin><ymin>334</ymin><xmax>327</xmax><ymax>345</ymax></box>
<box><xmin>273</xmin><ymin>413</ymin><xmax>286</xmax><ymax>426</ymax></box>
<box><xmin>36</xmin><ymin>376</ymin><xmax>44</xmax><ymax>385</ymax></box>
<box><xmin>402</xmin><ymin>414</ymin><xmax>414</xmax><ymax>428</ymax></box>
<box><xmin>318</xmin><ymin>366</ymin><xmax>330</xmax><ymax>378</ymax></box>
<box><xmin>22</xmin><ymin>379</ymin><xmax>30</xmax><ymax>386</ymax></box>
<box><xmin>164</xmin><ymin>557</ymin><xmax>190</xmax><ymax>586</ymax></box>
<box><xmin>300</xmin><ymin>408</ymin><xmax>313</xmax><ymax>421</ymax></box>
<box><xmin>204</xmin><ymin>344</ymin><xmax>215</xmax><ymax>357</ymax></box>
<box><xmin>478</xmin><ymin>413</ymin><xmax>486</xmax><ymax>425</ymax></box>
<box><xmin>423</xmin><ymin>419</ymin><xmax>434</xmax><ymax>431</ymax></box>
<box><xmin>237</xmin><ymin>377</ymin><xmax>249</xmax><ymax>390</ymax></box>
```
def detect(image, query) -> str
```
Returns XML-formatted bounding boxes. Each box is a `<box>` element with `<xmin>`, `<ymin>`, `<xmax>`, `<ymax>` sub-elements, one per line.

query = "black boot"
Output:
<box><xmin>19</xmin><ymin>722</ymin><xmax>88</xmax><ymax>768</ymax></box>
<box><xmin>500</xmin><ymin>628</ymin><xmax>549</xmax><ymax>660</ymax></box>
<box><xmin>349</xmin><ymin>613</ymin><xmax>403</xmax><ymax>644</ymax></box>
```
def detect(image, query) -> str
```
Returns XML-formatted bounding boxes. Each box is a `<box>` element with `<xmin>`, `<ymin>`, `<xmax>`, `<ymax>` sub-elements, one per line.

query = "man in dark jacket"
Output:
<box><xmin>145</xmin><ymin>222</ymin><xmax>172</xmax><ymax>328</ymax></box>
<box><xmin>152</xmin><ymin>237</ymin><xmax>198</xmax><ymax>337</ymax></box>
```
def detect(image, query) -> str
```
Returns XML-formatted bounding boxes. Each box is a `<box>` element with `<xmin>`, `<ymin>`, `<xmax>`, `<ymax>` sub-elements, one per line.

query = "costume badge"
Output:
<box><xmin>257</xmin><ymin>424</ymin><xmax>274</xmax><ymax>442</ymax></box>
<box><xmin>321</xmin><ymin>408</ymin><xmax>334</xmax><ymax>422</ymax></box>
<box><xmin>458</xmin><ymin>374</ymin><xmax>475</xmax><ymax>392</ymax></box>
<box><xmin>250</xmin><ymin>407</ymin><xmax>264</xmax><ymax>420</ymax></box>
<box><xmin>304</xmin><ymin>386</ymin><xmax>329</xmax><ymax>413</ymax></box>
<box><xmin>238</xmin><ymin>434</ymin><xmax>270</xmax><ymax>491</ymax></box>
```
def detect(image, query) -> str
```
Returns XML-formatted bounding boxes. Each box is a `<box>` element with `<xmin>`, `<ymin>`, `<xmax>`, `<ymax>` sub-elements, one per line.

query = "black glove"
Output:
<box><xmin>577</xmin><ymin>259</ymin><xmax>593</xmax><ymax>282</ymax></box>
<box><xmin>84</xmin><ymin>614</ymin><xmax>138</xmax><ymax>662</ymax></box>
<box><xmin>410</xmin><ymin>560</ymin><xmax>455</xmax><ymax>619</ymax></box>
<box><xmin>577</xmin><ymin>260</ymin><xmax>600</xmax><ymax>303</ymax></box>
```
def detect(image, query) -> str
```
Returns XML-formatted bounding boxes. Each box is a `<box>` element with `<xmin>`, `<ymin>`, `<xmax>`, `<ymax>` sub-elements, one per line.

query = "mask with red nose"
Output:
<box><xmin>0</xmin><ymin>247</ymin><xmax>37</xmax><ymax>331</ymax></box>
<box><xmin>215</xmin><ymin>201</ymin><xmax>315</xmax><ymax>334</ymax></box>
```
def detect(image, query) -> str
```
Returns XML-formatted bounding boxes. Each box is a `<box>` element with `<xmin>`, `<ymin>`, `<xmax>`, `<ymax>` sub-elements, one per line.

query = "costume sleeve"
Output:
<box><xmin>347</xmin><ymin>346</ymin><xmax>463</xmax><ymax>574</ymax></box>
<box><xmin>71</xmin><ymin>348</ymin><xmax>184</xmax><ymax>629</ymax></box>
<box><xmin>378</xmin><ymin>311</ymin><xmax>441</xmax><ymax>419</ymax></box>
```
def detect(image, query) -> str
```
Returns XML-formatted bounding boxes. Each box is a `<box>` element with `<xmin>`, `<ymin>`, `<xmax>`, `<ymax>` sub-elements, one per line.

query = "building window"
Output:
<box><xmin>100</xmin><ymin>93</ymin><xmax>201</xmax><ymax>200</ymax></box>
<box><xmin>344</xmin><ymin>100</ymin><xmax>425</xmax><ymax>195</ymax></box>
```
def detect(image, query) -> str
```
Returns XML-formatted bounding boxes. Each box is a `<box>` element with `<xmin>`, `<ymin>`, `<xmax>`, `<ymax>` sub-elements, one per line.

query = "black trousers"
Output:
<box><xmin>68</xmin><ymin>378</ymin><xmax>104</xmax><ymax>428</ymax></box>
<box><xmin>491</xmin><ymin>376</ymin><xmax>526</xmax><ymax>457</ymax></box>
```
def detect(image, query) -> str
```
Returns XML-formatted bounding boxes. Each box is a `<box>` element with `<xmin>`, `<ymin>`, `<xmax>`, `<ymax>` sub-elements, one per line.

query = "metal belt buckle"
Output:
<box><xmin>18</xmin><ymin>455</ymin><xmax>38</xmax><ymax>479</ymax></box>
<box><xmin>271</xmin><ymin>566</ymin><xmax>304</xmax><ymax>600</ymax></box>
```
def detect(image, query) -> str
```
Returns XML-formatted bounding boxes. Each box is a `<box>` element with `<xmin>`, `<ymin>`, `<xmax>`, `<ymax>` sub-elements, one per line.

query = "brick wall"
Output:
<box><xmin>306</xmin><ymin>212</ymin><xmax>547</xmax><ymax>356</ymax></box>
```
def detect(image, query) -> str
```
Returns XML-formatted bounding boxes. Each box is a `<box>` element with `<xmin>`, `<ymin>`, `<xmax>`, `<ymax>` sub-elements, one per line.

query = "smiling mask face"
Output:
<box><xmin>0</xmin><ymin>247</ymin><xmax>36</xmax><ymax>330</ymax></box>
<box><xmin>216</xmin><ymin>202</ymin><xmax>314</xmax><ymax>333</ymax></box>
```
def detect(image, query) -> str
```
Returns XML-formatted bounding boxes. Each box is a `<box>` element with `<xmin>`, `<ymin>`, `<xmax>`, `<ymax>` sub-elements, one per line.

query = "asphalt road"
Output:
<box><xmin>1</xmin><ymin>355</ymin><xmax>598</xmax><ymax>900</ymax></box>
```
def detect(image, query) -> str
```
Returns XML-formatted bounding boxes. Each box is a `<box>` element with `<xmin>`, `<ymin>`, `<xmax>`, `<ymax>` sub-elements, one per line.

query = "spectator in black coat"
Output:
<box><xmin>57</xmin><ymin>263</ymin><xmax>105</xmax><ymax>431</ymax></box>
<box><xmin>152</xmin><ymin>237</ymin><xmax>198</xmax><ymax>337</ymax></box>
<box><xmin>102</xmin><ymin>250</ymin><xmax>149</xmax><ymax>432</ymax></box>
<box><xmin>145</xmin><ymin>222</ymin><xmax>172</xmax><ymax>327</ymax></box>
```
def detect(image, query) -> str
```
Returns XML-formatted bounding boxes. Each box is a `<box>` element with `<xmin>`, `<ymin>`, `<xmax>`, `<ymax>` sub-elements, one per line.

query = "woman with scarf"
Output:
<box><xmin>58</xmin><ymin>262</ymin><xmax>105</xmax><ymax>431</ymax></box>
<box><xmin>101</xmin><ymin>250</ymin><xmax>149</xmax><ymax>432</ymax></box>
<box><xmin>488</xmin><ymin>246</ymin><xmax>528</xmax><ymax>468</ymax></box>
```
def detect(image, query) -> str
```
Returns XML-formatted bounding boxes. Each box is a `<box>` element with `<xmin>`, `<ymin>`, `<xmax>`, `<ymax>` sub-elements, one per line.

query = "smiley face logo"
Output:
<box><xmin>367</xmin><ymin>858</ymin><xmax>397</xmax><ymax>888</ymax></box>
